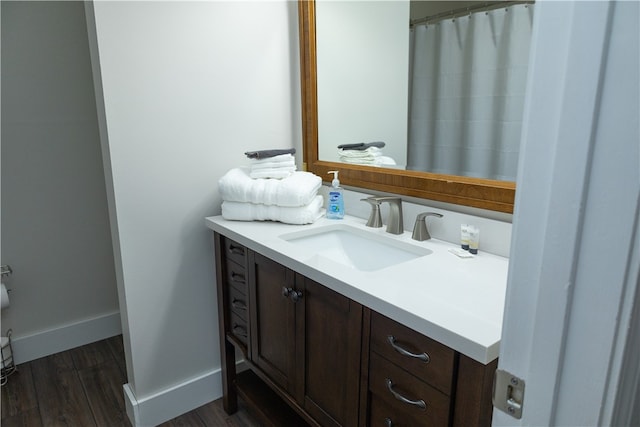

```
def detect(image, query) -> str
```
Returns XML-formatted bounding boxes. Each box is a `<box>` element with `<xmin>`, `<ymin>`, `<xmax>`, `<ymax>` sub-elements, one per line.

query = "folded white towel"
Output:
<box><xmin>340</xmin><ymin>155</ymin><xmax>397</xmax><ymax>166</ymax></box>
<box><xmin>249</xmin><ymin>167</ymin><xmax>296</xmax><ymax>179</ymax></box>
<box><xmin>222</xmin><ymin>195</ymin><xmax>324</xmax><ymax>225</ymax></box>
<box><xmin>219</xmin><ymin>167</ymin><xmax>322</xmax><ymax>207</ymax></box>
<box><xmin>250</xmin><ymin>158</ymin><xmax>296</xmax><ymax>170</ymax></box>
<box><xmin>250</xmin><ymin>153</ymin><xmax>294</xmax><ymax>165</ymax></box>
<box><xmin>338</xmin><ymin>147</ymin><xmax>383</xmax><ymax>159</ymax></box>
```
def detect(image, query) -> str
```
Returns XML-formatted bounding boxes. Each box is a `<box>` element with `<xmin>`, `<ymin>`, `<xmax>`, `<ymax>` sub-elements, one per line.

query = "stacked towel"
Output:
<box><xmin>338</xmin><ymin>147</ymin><xmax>397</xmax><ymax>166</ymax></box>
<box><xmin>218</xmin><ymin>167</ymin><xmax>323</xmax><ymax>225</ymax></box>
<box><xmin>337</xmin><ymin>142</ymin><xmax>396</xmax><ymax>166</ymax></box>
<box><xmin>219</xmin><ymin>167</ymin><xmax>320</xmax><ymax>206</ymax></box>
<box><xmin>222</xmin><ymin>195</ymin><xmax>324</xmax><ymax>224</ymax></box>
<box><xmin>248</xmin><ymin>153</ymin><xmax>296</xmax><ymax>179</ymax></box>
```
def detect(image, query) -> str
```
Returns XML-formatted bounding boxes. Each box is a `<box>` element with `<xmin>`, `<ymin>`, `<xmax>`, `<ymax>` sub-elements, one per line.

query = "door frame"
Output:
<box><xmin>495</xmin><ymin>1</ymin><xmax>640</xmax><ymax>425</ymax></box>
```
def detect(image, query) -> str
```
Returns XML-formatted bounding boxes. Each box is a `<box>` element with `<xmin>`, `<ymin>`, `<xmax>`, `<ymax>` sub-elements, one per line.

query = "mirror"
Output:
<box><xmin>299</xmin><ymin>0</ymin><xmax>518</xmax><ymax>213</ymax></box>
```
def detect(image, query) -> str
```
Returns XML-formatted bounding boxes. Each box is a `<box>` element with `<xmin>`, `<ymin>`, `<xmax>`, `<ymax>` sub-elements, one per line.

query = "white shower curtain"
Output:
<box><xmin>407</xmin><ymin>4</ymin><xmax>534</xmax><ymax>181</ymax></box>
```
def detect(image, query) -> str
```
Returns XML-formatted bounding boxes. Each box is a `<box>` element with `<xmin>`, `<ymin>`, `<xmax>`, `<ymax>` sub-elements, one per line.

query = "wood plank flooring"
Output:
<box><xmin>1</xmin><ymin>336</ymin><xmax>259</xmax><ymax>426</ymax></box>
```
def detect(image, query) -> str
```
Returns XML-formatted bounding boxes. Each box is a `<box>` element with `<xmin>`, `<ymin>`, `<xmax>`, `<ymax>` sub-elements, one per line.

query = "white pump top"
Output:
<box><xmin>328</xmin><ymin>170</ymin><xmax>340</xmax><ymax>188</ymax></box>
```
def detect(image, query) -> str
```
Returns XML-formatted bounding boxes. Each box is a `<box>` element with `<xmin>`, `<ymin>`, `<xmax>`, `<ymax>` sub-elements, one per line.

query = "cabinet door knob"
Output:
<box><xmin>387</xmin><ymin>335</ymin><xmax>430</xmax><ymax>363</ymax></box>
<box><xmin>384</xmin><ymin>418</ymin><xmax>393</xmax><ymax>427</ymax></box>
<box><xmin>291</xmin><ymin>290</ymin><xmax>303</xmax><ymax>302</ymax></box>
<box><xmin>282</xmin><ymin>287</ymin><xmax>292</xmax><ymax>298</ymax></box>
<box><xmin>385</xmin><ymin>378</ymin><xmax>426</xmax><ymax>410</ymax></box>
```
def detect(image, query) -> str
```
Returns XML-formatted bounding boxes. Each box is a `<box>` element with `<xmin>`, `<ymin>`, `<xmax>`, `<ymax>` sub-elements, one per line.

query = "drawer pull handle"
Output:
<box><xmin>232</xmin><ymin>325</ymin><xmax>247</xmax><ymax>338</ymax></box>
<box><xmin>231</xmin><ymin>299</ymin><xmax>247</xmax><ymax>310</ymax></box>
<box><xmin>385</xmin><ymin>378</ymin><xmax>426</xmax><ymax>410</ymax></box>
<box><xmin>229</xmin><ymin>244</ymin><xmax>245</xmax><ymax>256</ymax></box>
<box><xmin>384</xmin><ymin>418</ymin><xmax>393</xmax><ymax>427</ymax></box>
<box><xmin>230</xmin><ymin>272</ymin><xmax>245</xmax><ymax>284</ymax></box>
<box><xmin>387</xmin><ymin>335</ymin><xmax>430</xmax><ymax>363</ymax></box>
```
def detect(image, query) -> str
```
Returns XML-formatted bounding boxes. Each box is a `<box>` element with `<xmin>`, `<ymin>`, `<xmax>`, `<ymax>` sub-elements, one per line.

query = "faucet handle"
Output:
<box><xmin>361</xmin><ymin>198</ymin><xmax>383</xmax><ymax>228</ymax></box>
<box><xmin>412</xmin><ymin>212</ymin><xmax>443</xmax><ymax>241</ymax></box>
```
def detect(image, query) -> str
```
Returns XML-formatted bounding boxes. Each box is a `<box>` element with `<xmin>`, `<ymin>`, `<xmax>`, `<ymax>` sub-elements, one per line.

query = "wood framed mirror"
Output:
<box><xmin>298</xmin><ymin>0</ymin><xmax>516</xmax><ymax>214</ymax></box>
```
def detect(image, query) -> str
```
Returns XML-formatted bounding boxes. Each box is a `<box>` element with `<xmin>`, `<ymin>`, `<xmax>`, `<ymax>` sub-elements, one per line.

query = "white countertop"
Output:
<box><xmin>206</xmin><ymin>215</ymin><xmax>509</xmax><ymax>364</ymax></box>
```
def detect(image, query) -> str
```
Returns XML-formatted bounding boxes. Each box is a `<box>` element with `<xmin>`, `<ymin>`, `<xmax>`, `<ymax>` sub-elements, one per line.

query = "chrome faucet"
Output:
<box><xmin>362</xmin><ymin>196</ymin><xmax>403</xmax><ymax>234</ymax></box>
<box><xmin>360</xmin><ymin>197</ymin><xmax>383</xmax><ymax>228</ymax></box>
<box><xmin>412</xmin><ymin>212</ymin><xmax>443</xmax><ymax>241</ymax></box>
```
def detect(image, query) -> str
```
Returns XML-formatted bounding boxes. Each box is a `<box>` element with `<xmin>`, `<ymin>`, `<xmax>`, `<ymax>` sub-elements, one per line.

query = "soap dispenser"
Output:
<box><xmin>326</xmin><ymin>170</ymin><xmax>345</xmax><ymax>219</ymax></box>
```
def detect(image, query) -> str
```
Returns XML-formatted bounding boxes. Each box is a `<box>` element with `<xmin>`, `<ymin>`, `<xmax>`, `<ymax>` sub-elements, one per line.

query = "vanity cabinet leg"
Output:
<box><xmin>452</xmin><ymin>355</ymin><xmax>498</xmax><ymax>427</ymax></box>
<box><xmin>221</xmin><ymin>338</ymin><xmax>238</xmax><ymax>414</ymax></box>
<box><xmin>215</xmin><ymin>232</ymin><xmax>238</xmax><ymax>414</ymax></box>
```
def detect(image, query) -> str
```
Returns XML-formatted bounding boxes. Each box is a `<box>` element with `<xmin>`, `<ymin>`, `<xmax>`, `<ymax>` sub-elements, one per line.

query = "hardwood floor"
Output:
<box><xmin>1</xmin><ymin>336</ymin><xmax>259</xmax><ymax>426</ymax></box>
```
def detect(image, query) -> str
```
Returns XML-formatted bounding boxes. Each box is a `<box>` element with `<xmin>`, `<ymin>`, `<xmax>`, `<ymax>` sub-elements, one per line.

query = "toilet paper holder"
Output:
<box><xmin>0</xmin><ymin>265</ymin><xmax>12</xmax><ymax>278</ymax></box>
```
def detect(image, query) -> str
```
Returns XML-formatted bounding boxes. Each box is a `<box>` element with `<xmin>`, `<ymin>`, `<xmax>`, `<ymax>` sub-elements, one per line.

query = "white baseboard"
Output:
<box><xmin>123</xmin><ymin>369</ymin><xmax>222</xmax><ymax>427</ymax></box>
<box><xmin>10</xmin><ymin>311</ymin><xmax>122</xmax><ymax>364</ymax></box>
<box><xmin>123</xmin><ymin>361</ymin><xmax>248</xmax><ymax>427</ymax></box>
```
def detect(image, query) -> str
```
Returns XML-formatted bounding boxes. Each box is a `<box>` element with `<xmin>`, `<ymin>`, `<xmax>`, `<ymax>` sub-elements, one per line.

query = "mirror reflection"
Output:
<box><xmin>315</xmin><ymin>0</ymin><xmax>534</xmax><ymax>182</ymax></box>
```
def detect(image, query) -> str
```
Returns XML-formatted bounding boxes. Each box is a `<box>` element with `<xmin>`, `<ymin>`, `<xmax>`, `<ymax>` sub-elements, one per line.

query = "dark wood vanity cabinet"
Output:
<box><xmin>362</xmin><ymin>312</ymin><xmax>496</xmax><ymax>427</ymax></box>
<box><xmin>247</xmin><ymin>251</ymin><xmax>297</xmax><ymax>394</ymax></box>
<box><xmin>214</xmin><ymin>232</ymin><xmax>496</xmax><ymax>427</ymax></box>
<box><xmin>216</xmin><ymin>233</ymin><xmax>362</xmax><ymax>426</ymax></box>
<box><xmin>364</xmin><ymin>311</ymin><xmax>455</xmax><ymax>426</ymax></box>
<box><xmin>248</xmin><ymin>251</ymin><xmax>363</xmax><ymax>426</ymax></box>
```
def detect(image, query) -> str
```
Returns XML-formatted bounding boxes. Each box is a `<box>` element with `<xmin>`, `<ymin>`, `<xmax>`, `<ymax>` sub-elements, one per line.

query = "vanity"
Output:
<box><xmin>207</xmin><ymin>214</ymin><xmax>508</xmax><ymax>426</ymax></box>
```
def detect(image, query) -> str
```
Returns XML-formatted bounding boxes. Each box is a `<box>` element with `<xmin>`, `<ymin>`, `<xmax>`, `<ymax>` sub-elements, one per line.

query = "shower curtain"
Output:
<box><xmin>407</xmin><ymin>3</ymin><xmax>534</xmax><ymax>181</ymax></box>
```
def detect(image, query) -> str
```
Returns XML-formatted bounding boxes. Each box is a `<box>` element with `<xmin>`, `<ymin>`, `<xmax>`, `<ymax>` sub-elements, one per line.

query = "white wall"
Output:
<box><xmin>89</xmin><ymin>1</ymin><xmax>300</xmax><ymax>425</ymax></box>
<box><xmin>1</xmin><ymin>1</ymin><xmax>120</xmax><ymax>363</ymax></box>
<box><xmin>316</xmin><ymin>0</ymin><xmax>409</xmax><ymax>166</ymax></box>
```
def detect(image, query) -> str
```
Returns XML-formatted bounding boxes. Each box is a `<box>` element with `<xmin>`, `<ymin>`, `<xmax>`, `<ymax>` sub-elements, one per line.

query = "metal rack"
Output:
<box><xmin>1</xmin><ymin>329</ymin><xmax>16</xmax><ymax>386</ymax></box>
<box><xmin>1</xmin><ymin>264</ymin><xmax>16</xmax><ymax>386</ymax></box>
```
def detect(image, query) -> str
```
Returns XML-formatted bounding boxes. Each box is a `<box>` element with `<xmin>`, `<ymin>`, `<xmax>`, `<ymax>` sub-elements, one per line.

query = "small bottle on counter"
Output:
<box><xmin>468</xmin><ymin>226</ymin><xmax>480</xmax><ymax>254</ymax></box>
<box><xmin>460</xmin><ymin>224</ymin><xmax>470</xmax><ymax>250</ymax></box>
<box><xmin>326</xmin><ymin>170</ymin><xmax>345</xmax><ymax>219</ymax></box>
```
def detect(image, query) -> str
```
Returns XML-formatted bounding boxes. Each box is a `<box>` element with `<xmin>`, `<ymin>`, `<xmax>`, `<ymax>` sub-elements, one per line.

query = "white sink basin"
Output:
<box><xmin>279</xmin><ymin>224</ymin><xmax>432</xmax><ymax>272</ymax></box>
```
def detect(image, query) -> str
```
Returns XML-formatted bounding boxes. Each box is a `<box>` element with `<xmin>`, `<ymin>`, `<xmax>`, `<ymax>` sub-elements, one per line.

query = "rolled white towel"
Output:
<box><xmin>218</xmin><ymin>167</ymin><xmax>322</xmax><ymax>207</ymax></box>
<box><xmin>222</xmin><ymin>195</ymin><xmax>324</xmax><ymax>225</ymax></box>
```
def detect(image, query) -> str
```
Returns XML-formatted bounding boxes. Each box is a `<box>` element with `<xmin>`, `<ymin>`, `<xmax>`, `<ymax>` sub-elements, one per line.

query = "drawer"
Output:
<box><xmin>230</xmin><ymin>312</ymin><xmax>248</xmax><ymax>346</ymax></box>
<box><xmin>228</xmin><ymin>285</ymin><xmax>248</xmax><ymax>319</ymax></box>
<box><xmin>225</xmin><ymin>259</ymin><xmax>247</xmax><ymax>294</ymax></box>
<box><xmin>369</xmin><ymin>352</ymin><xmax>450</xmax><ymax>426</ymax></box>
<box><xmin>370</xmin><ymin>311</ymin><xmax>456</xmax><ymax>395</ymax></box>
<box><xmin>224</xmin><ymin>237</ymin><xmax>247</xmax><ymax>267</ymax></box>
<box><xmin>370</xmin><ymin>393</ymin><xmax>430</xmax><ymax>427</ymax></box>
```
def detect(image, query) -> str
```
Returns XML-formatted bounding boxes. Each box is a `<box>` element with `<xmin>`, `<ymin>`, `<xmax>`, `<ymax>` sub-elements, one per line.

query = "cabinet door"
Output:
<box><xmin>296</xmin><ymin>275</ymin><xmax>362</xmax><ymax>427</ymax></box>
<box><xmin>249</xmin><ymin>252</ymin><xmax>297</xmax><ymax>394</ymax></box>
